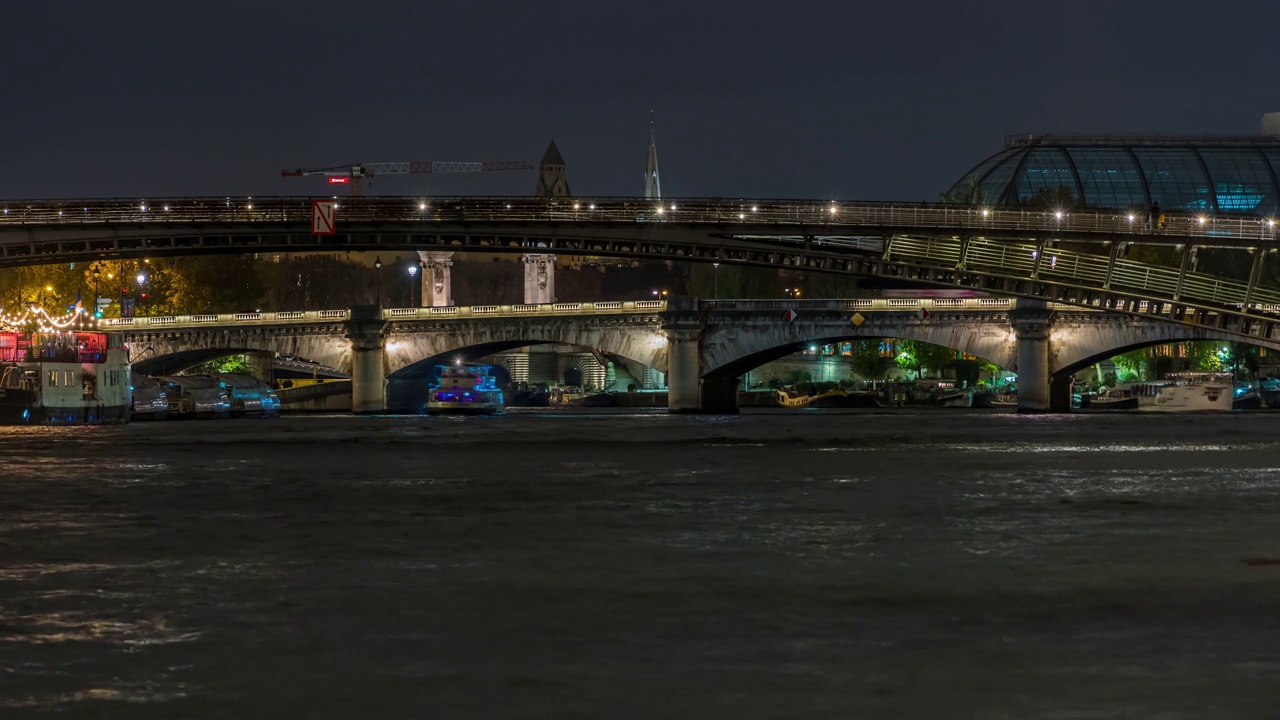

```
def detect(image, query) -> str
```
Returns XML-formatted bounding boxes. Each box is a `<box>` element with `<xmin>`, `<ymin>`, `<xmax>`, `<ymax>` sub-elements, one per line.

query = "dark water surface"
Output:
<box><xmin>4</xmin><ymin>410</ymin><xmax>1280</xmax><ymax>718</ymax></box>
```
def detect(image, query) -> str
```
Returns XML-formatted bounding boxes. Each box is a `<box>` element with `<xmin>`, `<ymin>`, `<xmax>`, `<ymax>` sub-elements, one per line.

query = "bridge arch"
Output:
<box><xmin>700</xmin><ymin>314</ymin><xmax>1017</xmax><ymax>380</ymax></box>
<box><xmin>123</xmin><ymin>330</ymin><xmax>352</xmax><ymax>376</ymax></box>
<box><xmin>384</xmin><ymin>322</ymin><xmax>669</xmax><ymax>379</ymax></box>
<box><xmin>1049</xmin><ymin>314</ymin><xmax>1280</xmax><ymax>379</ymax></box>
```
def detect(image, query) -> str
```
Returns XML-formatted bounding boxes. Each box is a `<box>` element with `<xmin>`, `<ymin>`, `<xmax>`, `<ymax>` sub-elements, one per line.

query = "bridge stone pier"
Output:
<box><xmin>110</xmin><ymin>297</ymin><xmax>1280</xmax><ymax>415</ymax></box>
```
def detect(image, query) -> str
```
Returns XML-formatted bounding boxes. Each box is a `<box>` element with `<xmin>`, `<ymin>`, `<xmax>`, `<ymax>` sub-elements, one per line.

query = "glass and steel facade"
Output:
<box><xmin>948</xmin><ymin>135</ymin><xmax>1280</xmax><ymax>215</ymax></box>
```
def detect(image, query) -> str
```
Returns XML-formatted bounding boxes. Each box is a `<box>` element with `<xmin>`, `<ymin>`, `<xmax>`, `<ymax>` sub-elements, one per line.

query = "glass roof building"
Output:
<box><xmin>947</xmin><ymin>134</ymin><xmax>1280</xmax><ymax>215</ymax></box>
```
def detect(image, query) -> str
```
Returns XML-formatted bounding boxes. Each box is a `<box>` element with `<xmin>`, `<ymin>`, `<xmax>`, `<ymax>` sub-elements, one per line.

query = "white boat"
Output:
<box><xmin>0</xmin><ymin>324</ymin><xmax>131</xmax><ymax>425</ymax></box>
<box><xmin>425</xmin><ymin>365</ymin><xmax>505</xmax><ymax>415</ymax></box>
<box><xmin>1146</xmin><ymin>372</ymin><xmax>1233</xmax><ymax>412</ymax></box>
<box><xmin>130</xmin><ymin>373</ymin><xmax>170</xmax><ymax>420</ymax></box>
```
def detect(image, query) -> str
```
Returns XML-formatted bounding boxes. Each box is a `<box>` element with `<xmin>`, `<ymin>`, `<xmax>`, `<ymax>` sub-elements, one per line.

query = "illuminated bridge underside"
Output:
<box><xmin>4</xmin><ymin>196</ymin><xmax>1280</xmax><ymax>332</ymax></box>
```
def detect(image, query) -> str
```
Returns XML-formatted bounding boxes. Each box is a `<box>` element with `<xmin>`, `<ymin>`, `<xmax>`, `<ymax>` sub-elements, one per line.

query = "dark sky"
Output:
<box><xmin>5</xmin><ymin>1</ymin><xmax>1278</xmax><ymax>201</ymax></box>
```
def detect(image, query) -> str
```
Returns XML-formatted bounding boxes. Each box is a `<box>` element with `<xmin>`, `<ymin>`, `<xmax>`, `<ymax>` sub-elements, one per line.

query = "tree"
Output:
<box><xmin>1112</xmin><ymin>348</ymin><xmax>1149</xmax><ymax>382</ymax></box>
<box><xmin>894</xmin><ymin>339</ymin><xmax>958</xmax><ymax>379</ymax></box>
<box><xmin>848</xmin><ymin>340</ymin><xmax>887</xmax><ymax>380</ymax></box>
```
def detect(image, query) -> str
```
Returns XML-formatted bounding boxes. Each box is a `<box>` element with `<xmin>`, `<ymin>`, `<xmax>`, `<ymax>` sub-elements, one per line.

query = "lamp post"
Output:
<box><xmin>374</xmin><ymin>257</ymin><xmax>383</xmax><ymax>307</ymax></box>
<box><xmin>136</xmin><ymin>272</ymin><xmax>147</xmax><ymax>316</ymax></box>
<box><xmin>712</xmin><ymin>262</ymin><xmax>720</xmax><ymax>299</ymax></box>
<box><xmin>407</xmin><ymin>263</ymin><xmax>419</xmax><ymax>307</ymax></box>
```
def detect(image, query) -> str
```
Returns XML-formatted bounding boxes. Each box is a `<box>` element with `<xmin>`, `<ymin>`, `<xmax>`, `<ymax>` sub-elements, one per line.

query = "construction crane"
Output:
<box><xmin>281</xmin><ymin>160</ymin><xmax>534</xmax><ymax>196</ymax></box>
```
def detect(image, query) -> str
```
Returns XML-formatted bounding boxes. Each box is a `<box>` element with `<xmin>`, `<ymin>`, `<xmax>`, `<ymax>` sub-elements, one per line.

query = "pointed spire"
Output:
<box><xmin>644</xmin><ymin>111</ymin><xmax>661</xmax><ymax>199</ymax></box>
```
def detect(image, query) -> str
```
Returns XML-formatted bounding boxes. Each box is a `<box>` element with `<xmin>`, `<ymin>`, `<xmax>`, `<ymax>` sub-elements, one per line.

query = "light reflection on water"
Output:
<box><xmin>3</xmin><ymin>412</ymin><xmax>1280</xmax><ymax>716</ymax></box>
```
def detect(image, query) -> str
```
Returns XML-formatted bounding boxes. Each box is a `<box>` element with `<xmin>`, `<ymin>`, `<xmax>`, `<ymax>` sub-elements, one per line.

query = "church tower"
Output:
<box><xmin>644</xmin><ymin>112</ymin><xmax>661</xmax><ymax>199</ymax></box>
<box><xmin>535</xmin><ymin>141</ymin><xmax>571</xmax><ymax>197</ymax></box>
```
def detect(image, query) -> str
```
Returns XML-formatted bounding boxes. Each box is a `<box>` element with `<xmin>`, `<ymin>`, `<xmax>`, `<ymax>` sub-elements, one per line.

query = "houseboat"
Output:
<box><xmin>0</xmin><ymin>319</ymin><xmax>131</xmax><ymax>425</ymax></box>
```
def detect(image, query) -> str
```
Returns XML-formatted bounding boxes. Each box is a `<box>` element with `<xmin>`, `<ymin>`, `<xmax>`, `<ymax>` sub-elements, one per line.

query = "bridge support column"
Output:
<box><xmin>700</xmin><ymin>375</ymin><xmax>740</xmax><ymax>414</ymax></box>
<box><xmin>242</xmin><ymin>351</ymin><xmax>275</xmax><ymax>383</ymax></box>
<box><xmin>1010</xmin><ymin>299</ymin><xmax>1055</xmax><ymax>413</ymax></box>
<box><xmin>345</xmin><ymin>305</ymin><xmax>388</xmax><ymax>414</ymax></box>
<box><xmin>1049</xmin><ymin>374</ymin><xmax>1074</xmax><ymax>413</ymax></box>
<box><xmin>418</xmin><ymin>251</ymin><xmax>454</xmax><ymax>307</ymax></box>
<box><xmin>663</xmin><ymin>300</ymin><xmax>703</xmax><ymax>413</ymax></box>
<box><xmin>523</xmin><ymin>254</ymin><xmax>556</xmax><ymax>305</ymax></box>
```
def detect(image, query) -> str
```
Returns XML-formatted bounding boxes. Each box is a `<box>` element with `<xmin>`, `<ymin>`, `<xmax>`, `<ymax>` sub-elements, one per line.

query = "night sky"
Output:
<box><xmin>5</xmin><ymin>1</ymin><xmax>1278</xmax><ymax>201</ymax></box>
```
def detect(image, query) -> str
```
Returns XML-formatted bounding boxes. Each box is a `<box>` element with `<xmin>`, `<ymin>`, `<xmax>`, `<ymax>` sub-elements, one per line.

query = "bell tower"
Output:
<box><xmin>535</xmin><ymin>141</ymin><xmax>571</xmax><ymax>197</ymax></box>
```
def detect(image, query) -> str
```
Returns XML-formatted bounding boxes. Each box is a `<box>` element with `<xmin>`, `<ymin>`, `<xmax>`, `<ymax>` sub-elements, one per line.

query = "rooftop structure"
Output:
<box><xmin>948</xmin><ymin>118</ymin><xmax>1280</xmax><ymax>215</ymax></box>
<box><xmin>644</xmin><ymin>111</ymin><xmax>661</xmax><ymax>199</ymax></box>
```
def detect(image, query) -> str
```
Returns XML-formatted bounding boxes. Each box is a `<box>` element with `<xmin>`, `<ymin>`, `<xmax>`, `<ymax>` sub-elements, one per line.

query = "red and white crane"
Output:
<box><xmin>282</xmin><ymin>160</ymin><xmax>533</xmax><ymax>195</ymax></box>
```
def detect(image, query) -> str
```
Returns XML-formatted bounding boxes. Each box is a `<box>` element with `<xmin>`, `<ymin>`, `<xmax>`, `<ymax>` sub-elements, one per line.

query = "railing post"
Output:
<box><xmin>1173</xmin><ymin>245</ymin><xmax>1192</xmax><ymax>301</ymax></box>
<box><xmin>1244</xmin><ymin>248</ymin><xmax>1266</xmax><ymax>310</ymax></box>
<box><xmin>1103</xmin><ymin>242</ymin><xmax>1120</xmax><ymax>290</ymax></box>
<box><xmin>1030</xmin><ymin>240</ymin><xmax>1047</xmax><ymax>279</ymax></box>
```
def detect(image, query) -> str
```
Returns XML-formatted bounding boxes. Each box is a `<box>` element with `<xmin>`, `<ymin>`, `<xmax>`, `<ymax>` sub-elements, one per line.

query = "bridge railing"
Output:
<box><xmin>2</xmin><ymin>196</ymin><xmax>1276</xmax><ymax>244</ymax></box>
<box><xmin>701</xmin><ymin>298</ymin><xmax>1017</xmax><ymax>312</ymax></box>
<box><xmin>101</xmin><ymin>299</ymin><xmax>669</xmax><ymax>329</ymax></box>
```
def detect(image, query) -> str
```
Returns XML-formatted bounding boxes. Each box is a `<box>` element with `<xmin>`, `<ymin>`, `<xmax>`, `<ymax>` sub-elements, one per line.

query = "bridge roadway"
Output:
<box><xmin>5</xmin><ymin>196</ymin><xmax>1280</xmax><ymax>331</ymax></box>
<box><xmin>106</xmin><ymin>296</ymin><xmax>1280</xmax><ymax>414</ymax></box>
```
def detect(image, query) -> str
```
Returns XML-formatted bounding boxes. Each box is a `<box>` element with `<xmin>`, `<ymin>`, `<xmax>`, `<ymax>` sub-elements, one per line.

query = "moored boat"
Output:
<box><xmin>1147</xmin><ymin>372</ymin><xmax>1233</xmax><ymax>412</ymax></box>
<box><xmin>425</xmin><ymin>364</ymin><xmax>505</xmax><ymax>415</ymax></box>
<box><xmin>0</xmin><ymin>314</ymin><xmax>131</xmax><ymax>425</ymax></box>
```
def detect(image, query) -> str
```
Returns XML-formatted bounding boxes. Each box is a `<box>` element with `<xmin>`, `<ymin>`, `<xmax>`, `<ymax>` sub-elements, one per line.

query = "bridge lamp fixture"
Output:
<box><xmin>136</xmin><ymin>273</ymin><xmax>146</xmax><ymax>285</ymax></box>
<box><xmin>829</xmin><ymin>205</ymin><xmax>838</xmax><ymax>215</ymax></box>
<box><xmin>1268</xmin><ymin>219</ymin><xmax>1276</xmax><ymax>227</ymax></box>
<box><xmin>419</xmin><ymin>202</ymin><xmax>427</xmax><ymax>210</ymax></box>
<box><xmin>1127</xmin><ymin>214</ymin><xmax>1135</xmax><ymax>222</ymax></box>
<box><xmin>573</xmin><ymin>202</ymin><xmax>580</xmax><ymax>210</ymax></box>
<box><xmin>140</xmin><ymin>204</ymin><xmax>148</xmax><ymax>211</ymax></box>
<box><xmin>1197</xmin><ymin>216</ymin><xmax>1206</xmax><ymax>224</ymax></box>
<box><xmin>655</xmin><ymin>206</ymin><xmax>664</xmax><ymax>215</ymax></box>
<box><xmin>407</xmin><ymin>265</ymin><xmax>418</xmax><ymax>277</ymax></box>
<box><xmin>981</xmin><ymin>208</ymin><xmax>990</xmax><ymax>217</ymax></box>
<box><xmin>1054</xmin><ymin>211</ymin><xmax>1064</xmax><ymax>220</ymax></box>
<box><xmin>670</xmin><ymin>204</ymin><xmax>677</xmax><ymax>212</ymax></box>
<box><xmin>738</xmin><ymin>213</ymin><xmax>745</xmax><ymax>219</ymax></box>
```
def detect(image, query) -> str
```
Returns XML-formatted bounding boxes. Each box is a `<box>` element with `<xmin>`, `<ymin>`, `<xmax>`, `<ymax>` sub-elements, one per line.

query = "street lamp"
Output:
<box><xmin>374</xmin><ymin>257</ymin><xmax>383</xmax><ymax>307</ymax></box>
<box><xmin>712</xmin><ymin>262</ymin><xmax>720</xmax><ymax>299</ymax></box>
<box><xmin>407</xmin><ymin>263</ymin><xmax>419</xmax><ymax>307</ymax></box>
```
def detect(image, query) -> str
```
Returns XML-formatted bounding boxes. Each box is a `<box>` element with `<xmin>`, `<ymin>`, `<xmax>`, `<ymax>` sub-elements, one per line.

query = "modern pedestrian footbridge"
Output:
<box><xmin>5</xmin><ymin>196</ymin><xmax>1280</xmax><ymax>328</ymax></box>
<box><xmin>106</xmin><ymin>296</ymin><xmax>1280</xmax><ymax>413</ymax></box>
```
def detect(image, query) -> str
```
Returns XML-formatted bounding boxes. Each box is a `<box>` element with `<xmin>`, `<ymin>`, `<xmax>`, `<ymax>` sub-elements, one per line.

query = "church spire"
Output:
<box><xmin>644</xmin><ymin>111</ymin><xmax>661</xmax><ymax>199</ymax></box>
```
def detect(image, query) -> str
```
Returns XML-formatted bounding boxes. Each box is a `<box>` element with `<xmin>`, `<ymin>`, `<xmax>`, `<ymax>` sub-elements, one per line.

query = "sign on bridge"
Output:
<box><xmin>311</xmin><ymin>200</ymin><xmax>337</xmax><ymax>235</ymax></box>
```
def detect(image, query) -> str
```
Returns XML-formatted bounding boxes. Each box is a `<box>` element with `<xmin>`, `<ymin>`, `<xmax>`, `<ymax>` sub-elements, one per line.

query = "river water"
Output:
<box><xmin>3</xmin><ymin>410</ymin><xmax>1280</xmax><ymax>718</ymax></box>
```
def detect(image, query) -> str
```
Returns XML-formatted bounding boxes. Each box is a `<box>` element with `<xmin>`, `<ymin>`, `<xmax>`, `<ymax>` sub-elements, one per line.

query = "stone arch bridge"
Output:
<box><xmin>110</xmin><ymin>296</ymin><xmax>1280</xmax><ymax>413</ymax></box>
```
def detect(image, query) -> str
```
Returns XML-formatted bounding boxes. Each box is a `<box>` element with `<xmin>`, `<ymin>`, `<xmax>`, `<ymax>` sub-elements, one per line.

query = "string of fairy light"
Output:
<box><xmin>0</xmin><ymin>305</ymin><xmax>99</xmax><ymax>333</ymax></box>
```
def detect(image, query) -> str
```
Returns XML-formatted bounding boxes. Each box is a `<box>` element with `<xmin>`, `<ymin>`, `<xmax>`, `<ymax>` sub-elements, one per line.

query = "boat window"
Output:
<box><xmin>48</xmin><ymin>370</ymin><xmax>58</xmax><ymax>387</ymax></box>
<box><xmin>64</xmin><ymin>370</ymin><xmax>74</xmax><ymax>386</ymax></box>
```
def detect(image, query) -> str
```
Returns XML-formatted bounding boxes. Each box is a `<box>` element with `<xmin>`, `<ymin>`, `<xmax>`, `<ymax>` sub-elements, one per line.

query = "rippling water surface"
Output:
<box><xmin>3</xmin><ymin>410</ymin><xmax>1280</xmax><ymax>718</ymax></box>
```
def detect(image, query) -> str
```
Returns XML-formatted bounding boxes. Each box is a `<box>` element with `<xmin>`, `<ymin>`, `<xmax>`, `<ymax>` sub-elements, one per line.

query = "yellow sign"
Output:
<box><xmin>850</xmin><ymin>312</ymin><xmax>865</xmax><ymax>327</ymax></box>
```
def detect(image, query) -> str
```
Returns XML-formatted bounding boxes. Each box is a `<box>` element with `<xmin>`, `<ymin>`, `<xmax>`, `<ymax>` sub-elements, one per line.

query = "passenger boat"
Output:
<box><xmin>0</xmin><ymin>312</ymin><xmax>131</xmax><ymax>425</ymax></box>
<box><xmin>1090</xmin><ymin>385</ymin><xmax>1142</xmax><ymax>410</ymax></box>
<box><xmin>131</xmin><ymin>373</ymin><xmax>171</xmax><ymax>420</ymax></box>
<box><xmin>1146</xmin><ymin>372</ymin><xmax>1233</xmax><ymax>412</ymax></box>
<box><xmin>425</xmin><ymin>365</ymin><xmax>505</xmax><ymax>415</ymax></box>
<box><xmin>156</xmin><ymin>375</ymin><xmax>232</xmax><ymax>419</ymax></box>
